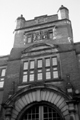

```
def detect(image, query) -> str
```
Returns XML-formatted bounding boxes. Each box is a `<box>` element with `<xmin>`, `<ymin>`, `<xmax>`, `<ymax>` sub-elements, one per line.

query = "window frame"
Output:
<box><xmin>24</xmin><ymin>28</ymin><xmax>54</xmax><ymax>44</ymax></box>
<box><xmin>45</xmin><ymin>57</ymin><xmax>51</xmax><ymax>80</ymax></box>
<box><xmin>27</xmin><ymin>34</ymin><xmax>32</xmax><ymax>43</ymax></box>
<box><xmin>0</xmin><ymin>67</ymin><xmax>6</xmax><ymax>88</ymax></box>
<box><xmin>21</xmin><ymin>54</ymin><xmax>60</xmax><ymax>84</ymax></box>
<box><xmin>48</xmin><ymin>29</ymin><xmax>53</xmax><ymax>39</ymax></box>
<box><xmin>37</xmin><ymin>59</ymin><xmax>43</xmax><ymax>81</ymax></box>
<box><xmin>29</xmin><ymin>60</ymin><xmax>35</xmax><ymax>82</ymax></box>
<box><xmin>22</xmin><ymin>61</ymin><xmax>28</xmax><ymax>83</ymax></box>
<box><xmin>19</xmin><ymin>102</ymin><xmax>64</xmax><ymax>120</ymax></box>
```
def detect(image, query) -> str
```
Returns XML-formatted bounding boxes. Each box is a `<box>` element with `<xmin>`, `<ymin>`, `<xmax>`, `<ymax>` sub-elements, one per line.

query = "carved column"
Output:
<box><xmin>75</xmin><ymin>104</ymin><xmax>79</xmax><ymax>120</ymax></box>
<box><xmin>5</xmin><ymin>104</ymin><xmax>14</xmax><ymax>120</ymax></box>
<box><xmin>67</xmin><ymin>101</ymin><xmax>76</xmax><ymax>120</ymax></box>
<box><xmin>78</xmin><ymin>103</ymin><xmax>80</xmax><ymax>120</ymax></box>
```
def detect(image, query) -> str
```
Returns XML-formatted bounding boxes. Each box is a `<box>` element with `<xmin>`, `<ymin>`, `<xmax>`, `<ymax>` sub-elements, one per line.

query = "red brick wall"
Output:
<box><xmin>3</xmin><ymin>60</ymin><xmax>20</xmax><ymax>102</ymax></box>
<box><xmin>60</xmin><ymin>50</ymin><xmax>80</xmax><ymax>89</ymax></box>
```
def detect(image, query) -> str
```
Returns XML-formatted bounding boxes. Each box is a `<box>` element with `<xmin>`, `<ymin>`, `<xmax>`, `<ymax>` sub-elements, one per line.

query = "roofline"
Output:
<box><xmin>14</xmin><ymin>18</ymin><xmax>71</xmax><ymax>32</ymax></box>
<box><xmin>0</xmin><ymin>55</ymin><xmax>9</xmax><ymax>58</ymax></box>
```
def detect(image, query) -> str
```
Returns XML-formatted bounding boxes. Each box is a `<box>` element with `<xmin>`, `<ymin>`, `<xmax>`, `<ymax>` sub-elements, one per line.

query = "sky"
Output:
<box><xmin>0</xmin><ymin>0</ymin><xmax>80</xmax><ymax>56</ymax></box>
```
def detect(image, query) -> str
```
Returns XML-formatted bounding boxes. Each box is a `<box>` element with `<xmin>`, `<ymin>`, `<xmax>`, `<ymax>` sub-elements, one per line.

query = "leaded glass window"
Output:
<box><xmin>22</xmin><ymin>56</ymin><xmax>59</xmax><ymax>83</ymax></box>
<box><xmin>52</xmin><ymin>57</ymin><xmax>58</xmax><ymax>79</ymax></box>
<box><xmin>30</xmin><ymin>60</ymin><xmax>35</xmax><ymax>69</ymax></box>
<box><xmin>45</xmin><ymin>58</ymin><xmax>50</xmax><ymax>67</ymax></box>
<box><xmin>37</xmin><ymin>59</ymin><xmax>43</xmax><ymax>80</ymax></box>
<box><xmin>23</xmin><ymin>61</ymin><xmax>28</xmax><ymax>70</ymax></box>
<box><xmin>27</xmin><ymin>34</ymin><xmax>32</xmax><ymax>43</ymax></box>
<box><xmin>38</xmin><ymin>59</ymin><xmax>42</xmax><ymax>68</ymax></box>
<box><xmin>0</xmin><ymin>68</ymin><xmax>6</xmax><ymax>88</ymax></box>
<box><xmin>48</xmin><ymin>30</ymin><xmax>53</xmax><ymax>39</ymax></box>
<box><xmin>21</xmin><ymin>104</ymin><xmax>63</xmax><ymax>120</ymax></box>
<box><xmin>23</xmin><ymin>61</ymin><xmax>28</xmax><ymax>82</ymax></box>
<box><xmin>45</xmin><ymin>58</ymin><xmax>51</xmax><ymax>79</ymax></box>
<box><xmin>29</xmin><ymin>60</ymin><xmax>35</xmax><ymax>81</ymax></box>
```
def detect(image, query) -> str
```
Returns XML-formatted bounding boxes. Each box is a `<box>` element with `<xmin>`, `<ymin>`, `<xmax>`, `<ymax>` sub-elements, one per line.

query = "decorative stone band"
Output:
<box><xmin>11</xmin><ymin>89</ymin><xmax>70</xmax><ymax>120</ymax></box>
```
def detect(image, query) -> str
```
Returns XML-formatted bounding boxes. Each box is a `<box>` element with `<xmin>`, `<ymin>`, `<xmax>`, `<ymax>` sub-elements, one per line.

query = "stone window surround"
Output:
<box><xmin>24</xmin><ymin>29</ymin><xmax>53</xmax><ymax>44</ymax></box>
<box><xmin>22</xmin><ymin>55</ymin><xmax>59</xmax><ymax>83</ymax></box>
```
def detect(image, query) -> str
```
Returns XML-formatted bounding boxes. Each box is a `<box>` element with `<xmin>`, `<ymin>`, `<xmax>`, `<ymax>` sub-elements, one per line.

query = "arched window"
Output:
<box><xmin>20</xmin><ymin>103</ymin><xmax>64</xmax><ymax>120</ymax></box>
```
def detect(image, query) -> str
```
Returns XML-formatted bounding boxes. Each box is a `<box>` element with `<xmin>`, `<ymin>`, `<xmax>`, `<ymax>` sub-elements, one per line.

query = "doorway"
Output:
<box><xmin>20</xmin><ymin>102</ymin><xmax>64</xmax><ymax>120</ymax></box>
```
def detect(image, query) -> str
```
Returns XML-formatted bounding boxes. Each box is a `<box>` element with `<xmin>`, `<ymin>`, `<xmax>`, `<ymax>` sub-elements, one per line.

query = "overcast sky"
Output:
<box><xmin>0</xmin><ymin>0</ymin><xmax>80</xmax><ymax>55</ymax></box>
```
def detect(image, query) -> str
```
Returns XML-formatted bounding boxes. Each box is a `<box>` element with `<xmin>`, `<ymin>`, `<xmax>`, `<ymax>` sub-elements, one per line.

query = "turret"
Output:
<box><xmin>57</xmin><ymin>5</ymin><xmax>69</xmax><ymax>20</ymax></box>
<box><xmin>16</xmin><ymin>14</ymin><xmax>25</xmax><ymax>29</ymax></box>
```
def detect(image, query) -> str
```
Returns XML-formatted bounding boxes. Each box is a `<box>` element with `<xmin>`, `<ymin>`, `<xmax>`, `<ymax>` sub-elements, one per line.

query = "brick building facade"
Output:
<box><xmin>0</xmin><ymin>5</ymin><xmax>80</xmax><ymax>120</ymax></box>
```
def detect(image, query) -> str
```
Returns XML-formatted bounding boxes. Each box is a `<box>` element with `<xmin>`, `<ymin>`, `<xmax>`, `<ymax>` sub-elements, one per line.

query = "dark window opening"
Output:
<box><xmin>21</xmin><ymin>103</ymin><xmax>63</xmax><ymax>120</ymax></box>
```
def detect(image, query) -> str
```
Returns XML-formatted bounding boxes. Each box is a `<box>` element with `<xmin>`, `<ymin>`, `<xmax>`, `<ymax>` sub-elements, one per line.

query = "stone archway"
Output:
<box><xmin>11</xmin><ymin>88</ymin><xmax>70</xmax><ymax>120</ymax></box>
<box><xmin>18</xmin><ymin>101</ymin><xmax>65</xmax><ymax>120</ymax></box>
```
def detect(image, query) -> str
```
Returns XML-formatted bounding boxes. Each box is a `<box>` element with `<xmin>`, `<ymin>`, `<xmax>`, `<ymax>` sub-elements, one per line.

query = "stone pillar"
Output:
<box><xmin>69</xmin><ymin>106</ymin><xmax>76</xmax><ymax>120</ymax></box>
<box><xmin>70</xmin><ymin>112</ymin><xmax>76</xmax><ymax>120</ymax></box>
<box><xmin>75</xmin><ymin>104</ymin><xmax>80</xmax><ymax>120</ymax></box>
<box><xmin>5</xmin><ymin>104</ymin><xmax>13</xmax><ymax>120</ymax></box>
<box><xmin>75</xmin><ymin>105</ymin><xmax>79</xmax><ymax>120</ymax></box>
<box><xmin>67</xmin><ymin>101</ymin><xmax>76</xmax><ymax>120</ymax></box>
<box><xmin>78</xmin><ymin>103</ymin><xmax>80</xmax><ymax>120</ymax></box>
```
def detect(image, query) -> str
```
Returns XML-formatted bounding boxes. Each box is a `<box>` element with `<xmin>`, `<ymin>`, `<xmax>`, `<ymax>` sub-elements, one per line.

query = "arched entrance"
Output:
<box><xmin>10</xmin><ymin>87</ymin><xmax>70</xmax><ymax>120</ymax></box>
<box><xmin>17</xmin><ymin>102</ymin><xmax>65</xmax><ymax>120</ymax></box>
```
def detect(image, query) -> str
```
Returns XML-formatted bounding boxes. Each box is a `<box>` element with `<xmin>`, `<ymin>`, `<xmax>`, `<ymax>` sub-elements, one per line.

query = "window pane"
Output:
<box><xmin>49</xmin><ymin>33</ymin><xmax>53</xmax><ymax>39</ymax></box>
<box><xmin>1</xmin><ymin>69</ymin><xmax>6</xmax><ymax>76</ymax></box>
<box><xmin>53</xmin><ymin>67</ymin><xmax>57</xmax><ymax>71</ymax></box>
<box><xmin>23</xmin><ymin>71</ymin><xmax>28</xmax><ymax>75</ymax></box>
<box><xmin>30</xmin><ymin>61</ymin><xmax>34</xmax><ymax>69</ymax></box>
<box><xmin>27</xmin><ymin>36</ymin><xmax>32</xmax><ymax>43</ymax></box>
<box><xmin>0</xmin><ymin>78</ymin><xmax>4</xmax><ymax>81</ymax></box>
<box><xmin>52</xmin><ymin>57</ymin><xmax>57</xmax><ymax>66</ymax></box>
<box><xmin>38</xmin><ymin>59</ymin><xmax>42</xmax><ymax>68</ymax></box>
<box><xmin>30</xmin><ymin>71</ymin><xmax>34</xmax><ymax>74</ymax></box>
<box><xmin>37</xmin><ymin>34</ymin><xmax>41</xmax><ymax>40</ymax></box>
<box><xmin>53</xmin><ymin>71</ymin><xmax>58</xmax><ymax>78</ymax></box>
<box><xmin>46</xmin><ymin>72</ymin><xmax>51</xmax><ymax>79</ymax></box>
<box><xmin>46</xmin><ymin>68</ymin><xmax>50</xmax><ymax>72</ymax></box>
<box><xmin>38</xmin><ymin>69</ymin><xmax>42</xmax><ymax>73</ymax></box>
<box><xmin>33</xmin><ymin>33</ymin><xmax>36</xmax><ymax>41</ymax></box>
<box><xmin>36</xmin><ymin>32</ymin><xmax>41</xmax><ymax>40</ymax></box>
<box><xmin>0</xmin><ymin>81</ymin><xmax>4</xmax><ymax>88</ymax></box>
<box><xmin>23</xmin><ymin>62</ymin><xmax>28</xmax><ymax>70</ymax></box>
<box><xmin>23</xmin><ymin>75</ymin><xmax>27</xmax><ymax>82</ymax></box>
<box><xmin>43</xmin><ymin>35</ymin><xmax>46</xmax><ymax>39</ymax></box>
<box><xmin>29</xmin><ymin>74</ymin><xmax>34</xmax><ymax>81</ymax></box>
<box><xmin>45</xmin><ymin>58</ymin><xmax>50</xmax><ymax>67</ymax></box>
<box><xmin>38</xmin><ymin>73</ymin><xmax>42</xmax><ymax>80</ymax></box>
